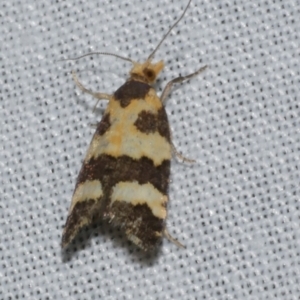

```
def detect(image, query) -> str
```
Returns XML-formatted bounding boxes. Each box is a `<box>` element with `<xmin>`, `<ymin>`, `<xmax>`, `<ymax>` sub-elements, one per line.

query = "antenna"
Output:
<box><xmin>147</xmin><ymin>0</ymin><xmax>192</xmax><ymax>62</ymax></box>
<box><xmin>58</xmin><ymin>52</ymin><xmax>134</xmax><ymax>64</ymax></box>
<box><xmin>59</xmin><ymin>0</ymin><xmax>192</xmax><ymax>65</ymax></box>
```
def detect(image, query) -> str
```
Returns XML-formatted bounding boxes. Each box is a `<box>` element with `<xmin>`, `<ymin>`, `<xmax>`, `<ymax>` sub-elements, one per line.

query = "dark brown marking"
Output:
<box><xmin>96</xmin><ymin>113</ymin><xmax>111</xmax><ymax>135</ymax></box>
<box><xmin>114</xmin><ymin>80</ymin><xmax>151</xmax><ymax>108</ymax></box>
<box><xmin>63</xmin><ymin>155</ymin><xmax>169</xmax><ymax>250</ymax></box>
<box><xmin>143</xmin><ymin>68</ymin><xmax>155</xmax><ymax>82</ymax></box>
<box><xmin>76</xmin><ymin>155</ymin><xmax>170</xmax><ymax>196</ymax></box>
<box><xmin>157</xmin><ymin>108</ymin><xmax>171</xmax><ymax>142</ymax></box>
<box><xmin>134</xmin><ymin>107</ymin><xmax>171</xmax><ymax>142</ymax></box>
<box><xmin>134</xmin><ymin>110</ymin><xmax>157</xmax><ymax>134</ymax></box>
<box><xmin>107</xmin><ymin>202</ymin><xmax>164</xmax><ymax>251</ymax></box>
<box><xmin>62</xmin><ymin>199</ymin><xmax>98</xmax><ymax>248</ymax></box>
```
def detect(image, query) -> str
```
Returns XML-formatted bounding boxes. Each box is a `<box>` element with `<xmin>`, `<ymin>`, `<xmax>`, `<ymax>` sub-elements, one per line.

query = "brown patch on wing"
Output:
<box><xmin>134</xmin><ymin>108</ymin><xmax>171</xmax><ymax>142</ymax></box>
<box><xmin>157</xmin><ymin>108</ymin><xmax>171</xmax><ymax>142</ymax></box>
<box><xmin>107</xmin><ymin>201</ymin><xmax>164</xmax><ymax>251</ymax></box>
<box><xmin>62</xmin><ymin>199</ymin><xmax>98</xmax><ymax>248</ymax></box>
<box><xmin>76</xmin><ymin>155</ymin><xmax>170</xmax><ymax>196</ymax></box>
<box><xmin>114</xmin><ymin>80</ymin><xmax>151</xmax><ymax>107</ymax></box>
<box><xmin>96</xmin><ymin>113</ymin><xmax>111</xmax><ymax>135</ymax></box>
<box><xmin>134</xmin><ymin>111</ymin><xmax>157</xmax><ymax>134</ymax></box>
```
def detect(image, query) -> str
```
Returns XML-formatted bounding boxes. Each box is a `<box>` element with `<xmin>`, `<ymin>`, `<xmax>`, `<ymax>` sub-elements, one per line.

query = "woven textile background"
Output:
<box><xmin>1</xmin><ymin>0</ymin><xmax>300</xmax><ymax>299</ymax></box>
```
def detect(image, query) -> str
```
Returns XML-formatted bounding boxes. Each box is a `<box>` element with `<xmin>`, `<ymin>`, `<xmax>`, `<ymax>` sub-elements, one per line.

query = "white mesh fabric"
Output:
<box><xmin>1</xmin><ymin>0</ymin><xmax>300</xmax><ymax>299</ymax></box>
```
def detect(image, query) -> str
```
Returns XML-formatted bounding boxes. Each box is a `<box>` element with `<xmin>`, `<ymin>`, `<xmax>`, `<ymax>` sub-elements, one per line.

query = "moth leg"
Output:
<box><xmin>163</xmin><ymin>228</ymin><xmax>185</xmax><ymax>249</ymax></box>
<box><xmin>72</xmin><ymin>70</ymin><xmax>112</xmax><ymax>111</ymax></box>
<box><xmin>160</xmin><ymin>65</ymin><xmax>207</xmax><ymax>104</ymax></box>
<box><xmin>171</xmin><ymin>142</ymin><xmax>195</xmax><ymax>163</ymax></box>
<box><xmin>89</xmin><ymin>123</ymin><xmax>98</xmax><ymax>128</ymax></box>
<box><xmin>169</xmin><ymin>130</ymin><xmax>195</xmax><ymax>163</ymax></box>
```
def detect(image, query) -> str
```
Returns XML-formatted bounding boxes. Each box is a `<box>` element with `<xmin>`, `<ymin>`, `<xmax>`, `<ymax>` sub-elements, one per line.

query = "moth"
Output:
<box><xmin>62</xmin><ymin>0</ymin><xmax>206</xmax><ymax>251</ymax></box>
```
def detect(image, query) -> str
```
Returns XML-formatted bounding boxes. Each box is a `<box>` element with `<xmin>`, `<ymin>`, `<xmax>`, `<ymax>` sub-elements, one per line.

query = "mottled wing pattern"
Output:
<box><xmin>62</xmin><ymin>80</ymin><xmax>171</xmax><ymax>251</ymax></box>
<box><xmin>61</xmin><ymin>116</ymin><xmax>112</xmax><ymax>248</ymax></box>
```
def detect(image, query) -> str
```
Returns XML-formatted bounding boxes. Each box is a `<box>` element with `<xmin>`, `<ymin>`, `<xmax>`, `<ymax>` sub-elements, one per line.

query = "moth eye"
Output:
<box><xmin>144</xmin><ymin>68</ymin><xmax>155</xmax><ymax>81</ymax></box>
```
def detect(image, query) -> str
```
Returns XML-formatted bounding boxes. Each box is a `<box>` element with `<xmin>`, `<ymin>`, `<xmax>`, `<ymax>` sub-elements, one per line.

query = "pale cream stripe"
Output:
<box><xmin>69</xmin><ymin>180</ymin><xmax>103</xmax><ymax>212</ymax></box>
<box><xmin>85</xmin><ymin>97</ymin><xmax>171</xmax><ymax>166</ymax></box>
<box><xmin>111</xmin><ymin>181</ymin><xmax>168</xmax><ymax>219</ymax></box>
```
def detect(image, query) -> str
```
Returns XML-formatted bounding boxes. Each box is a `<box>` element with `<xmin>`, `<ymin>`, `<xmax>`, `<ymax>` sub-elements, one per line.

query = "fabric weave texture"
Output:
<box><xmin>1</xmin><ymin>0</ymin><xmax>299</xmax><ymax>299</ymax></box>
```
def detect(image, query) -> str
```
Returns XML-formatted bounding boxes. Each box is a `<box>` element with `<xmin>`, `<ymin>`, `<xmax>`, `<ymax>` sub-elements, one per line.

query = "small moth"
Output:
<box><xmin>62</xmin><ymin>0</ymin><xmax>206</xmax><ymax>251</ymax></box>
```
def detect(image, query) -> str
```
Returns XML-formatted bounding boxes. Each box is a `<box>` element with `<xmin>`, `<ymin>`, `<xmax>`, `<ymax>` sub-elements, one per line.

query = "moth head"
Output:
<box><xmin>129</xmin><ymin>0</ymin><xmax>193</xmax><ymax>84</ymax></box>
<box><xmin>130</xmin><ymin>60</ymin><xmax>164</xmax><ymax>84</ymax></box>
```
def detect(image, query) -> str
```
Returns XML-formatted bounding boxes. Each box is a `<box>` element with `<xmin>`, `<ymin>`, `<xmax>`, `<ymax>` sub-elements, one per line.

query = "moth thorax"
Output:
<box><xmin>130</xmin><ymin>60</ymin><xmax>164</xmax><ymax>84</ymax></box>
